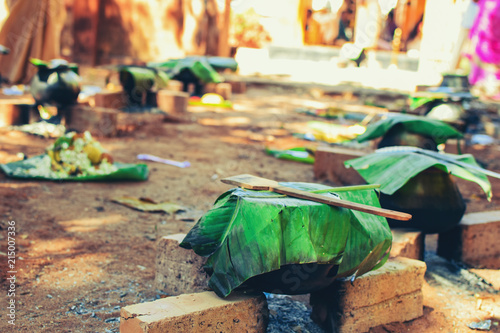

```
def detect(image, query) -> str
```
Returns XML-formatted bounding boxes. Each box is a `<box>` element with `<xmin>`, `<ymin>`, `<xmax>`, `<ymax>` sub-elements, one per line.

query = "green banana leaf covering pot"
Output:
<box><xmin>119</xmin><ymin>66</ymin><xmax>169</xmax><ymax>105</ymax></box>
<box><xmin>355</xmin><ymin>114</ymin><xmax>463</xmax><ymax>151</ymax></box>
<box><xmin>180</xmin><ymin>183</ymin><xmax>392</xmax><ymax>298</ymax></box>
<box><xmin>30</xmin><ymin>58</ymin><xmax>81</xmax><ymax>107</ymax></box>
<box><xmin>147</xmin><ymin>56</ymin><xmax>224</xmax><ymax>95</ymax></box>
<box><xmin>345</xmin><ymin>147</ymin><xmax>493</xmax><ymax>234</ymax></box>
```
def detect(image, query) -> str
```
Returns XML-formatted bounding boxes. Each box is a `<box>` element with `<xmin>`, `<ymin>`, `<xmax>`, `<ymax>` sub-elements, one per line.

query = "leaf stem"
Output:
<box><xmin>310</xmin><ymin>184</ymin><xmax>380</xmax><ymax>193</ymax></box>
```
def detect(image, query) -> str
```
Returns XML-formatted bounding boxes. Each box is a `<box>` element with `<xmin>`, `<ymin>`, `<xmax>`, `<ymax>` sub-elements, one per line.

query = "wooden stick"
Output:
<box><xmin>222</xmin><ymin>174</ymin><xmax>412</xmax><ymax>221</ymax></box>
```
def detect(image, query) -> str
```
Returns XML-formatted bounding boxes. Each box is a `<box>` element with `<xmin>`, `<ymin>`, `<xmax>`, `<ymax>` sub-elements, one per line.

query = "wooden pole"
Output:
<box><xmin>217</xmin><ymin>0</ymin><xmax>231</xmax><ymax>57</ymax></box>
<box><xmin>72</xmin><ymin>0</ymin><xmax>101</xmax><ymax>66</ymax></box>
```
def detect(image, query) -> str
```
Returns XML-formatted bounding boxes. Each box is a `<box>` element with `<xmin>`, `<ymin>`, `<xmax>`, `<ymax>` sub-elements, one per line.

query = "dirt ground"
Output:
<box><xmin>0</xmin><ymin>81</ymin><xmax>499</xmax><ymax>333</ymax></box>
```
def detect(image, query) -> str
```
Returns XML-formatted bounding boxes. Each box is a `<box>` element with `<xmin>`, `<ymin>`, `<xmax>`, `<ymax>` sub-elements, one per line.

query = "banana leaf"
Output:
<box><xmin>265</xmin><ymin>147</ymin><xmax>315</xmax><ymax>164</ymax></box>
<box><xmin>180</xmin><ymin>183</ymin><xmax>392</xmax><ymax>297</ymax></box>
<box><xmin>190</xmin><ymin>60</ymin><xmax>223</xmax><ymax>83</ymax></box>
<box><xmin>344</xmin><ymin>147</ymin><xmax>492</xmax><ymax>200</ymax></box>
<box><xmin>148</xmin><ymin>56</ymin><xmax>238</xmax><ymax>73</ymax></box>
<box><xmin>30</xmin><ymin>58</ymin><xmax>79</xmax><ymax>74</ymax></box>
<box><xmin>204</xmin><ymin>56</ymin><xmax>238</xmax><ymax>72</ymax></box>
<box><xmin>119</xmin><ymin>66</ymin><xmax>170</xmax><ymax>91</ymax></box>
<box><xmin>148</xmin><ymin>57</ymin><xmax>223</xmax><ymax>84</ymax></box>
<box><xmin>355</xmin><ymin>114</ymin><xmax>463</xmax><ymax>145</ymax></box>
<box><xmin>409</xmin><ymin>96</ymin><xmax>440</xmax><ymax>110</ymax></box>
<box><xmin>1</xmin><ymin>155</ymin><xmax>149</xmax><ymax>181</ymax></box>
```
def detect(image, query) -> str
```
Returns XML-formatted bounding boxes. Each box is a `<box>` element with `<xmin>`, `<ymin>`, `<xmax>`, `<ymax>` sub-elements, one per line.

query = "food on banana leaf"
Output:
<box><xmin>13</xmin><ymin>131</ymin><xmax>117</xmax><ymax>179</ymax></box>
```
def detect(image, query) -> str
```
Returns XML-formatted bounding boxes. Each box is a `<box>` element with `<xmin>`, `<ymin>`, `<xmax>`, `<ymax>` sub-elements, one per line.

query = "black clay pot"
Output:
<box><xmin>30</xmin><ymin>59</ymin><xmax>81</xmax><ymax>107</ymax></box>
<box><xmin>379</xmin><ymin>167</ymin><xmax>466</xmax><ymax>234</ymax></box>
<box><xmin>241</xmin><ymin>263</ymin><xmax>339</xmax><ymax>295</ymax></box>
<box><xmin>378</xmin><ymin>123</ymin><xmax>438</xmax><ymax>151</ymax></box>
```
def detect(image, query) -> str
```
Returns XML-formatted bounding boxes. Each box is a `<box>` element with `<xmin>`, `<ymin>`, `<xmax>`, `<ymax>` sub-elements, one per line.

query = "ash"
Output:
<box><xmin>266</xmin><ymin>293</ymin><xmax>325</xmax><ymax>333</ymax></box>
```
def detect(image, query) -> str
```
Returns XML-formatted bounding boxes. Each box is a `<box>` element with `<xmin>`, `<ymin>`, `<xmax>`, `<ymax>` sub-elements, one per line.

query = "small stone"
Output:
<box><xmin>144</xmin><ymin>234</ymin><xmax>156</xmax><ymax>241</ymax></box>
<box><xmin>105</xmin><ymin>317</ymin><xmax>120</xmax><ymax>323</ymax></box>
<box><xmin>468</xmin><ymin>320</ymin><xmax>492</xmax><ymax>331</ymax></box>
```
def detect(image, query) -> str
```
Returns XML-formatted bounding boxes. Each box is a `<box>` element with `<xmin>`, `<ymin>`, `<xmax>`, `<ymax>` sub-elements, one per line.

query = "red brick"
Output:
<box><xmin>166</xmin><ymin>80</ymin><xmax>184</xmax><ymax>92</ymax></box>
<box><xmin>438</xmin><ymin>210</ymin><xmax>500</xmax><ymax>268</ymax></box>
<box><xmin>338</xmin><ymin>291</ymin><xmax>423</xmax><ymax>333</ymax></box>
<box><xmin>92</xmin><ymin>90</ymin><xmax>128</xmax><ymax>109</ymax></box>
<box><xmin>0</xmin><ymin>100</ymin><xmax>33</xmax><ymax>126</ymax></box>
<box><xmin>65</xmin><ymin>105</ymin><xmax>118</xmax><ymax>137</ymax></box>
<box><xmin>154</xmin><ymin>234</ymin><xmax>209</xmax><ymax>296</ymax></box>
<box><xmin>228</xmin><ymin>80</ymin><xmax>247</xmax><ymax>94</ymax></box>
<box><xmin>311</xmin><ymin>257</ymin><xmax>426</xmax><ymax>332</ymax></box>
<box><xmin>313</xmin><ymin>145</ymin><xmax>369</xmax><ymax>185</ymax></box>
<box><xmin>204</xmin><ymin>83</ymin><xmax>217</xmax><ymax>94</ymax></box>
<box><xmin>157</xmin><ymin>90</ymin><xmax>189</xmax><ymax>115</ymax></box>
<box><xmin>390</xmin><ymin>229</ymin><xmax>424</xmax><ymax>260</ymax></box>
<box><xmin>116</xmin><ymin>112</ymin><xmax>167</xmax><ymax>134</ymax></box>
<box><xmin>120</xmin><ymin>291</ymin><xmax>268</xmax><ymax>333</ymax></box>
<box><xmin>204</xmin><ymin>83</ymin><xmax>231</xmax><ymax>100</ymax></box>
<box><xmin>214</xmin><ymin>83</ymin><xmax>232</xmax><ymax>101</ymax></box>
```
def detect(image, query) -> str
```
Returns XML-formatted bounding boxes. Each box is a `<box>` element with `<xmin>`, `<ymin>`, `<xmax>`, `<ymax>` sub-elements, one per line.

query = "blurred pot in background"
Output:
<box><xmin>30</xmin><ymin>58</ymin><xmax>81</xmax><ymax>107</ymax></box>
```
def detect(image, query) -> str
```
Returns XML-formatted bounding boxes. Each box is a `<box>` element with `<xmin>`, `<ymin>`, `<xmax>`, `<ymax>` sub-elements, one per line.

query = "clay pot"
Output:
<box><xmin>30</xmin><ymin>59</ymin><xmax>81</xmax><ymax>107</ymax></box>
<box><xmin>241</xmin><ymin>263</ymin><xmax>340</xmax><ymax>295</ymax></box>
<box><xmin>379</xmin><ymin>167</ymin><xmax>466</xmax><ymax>234</ymax></box>
<box><xmin>378</xmin><ymin>123</ymin><xmax>438</xmax><ymax>151</ymax></box>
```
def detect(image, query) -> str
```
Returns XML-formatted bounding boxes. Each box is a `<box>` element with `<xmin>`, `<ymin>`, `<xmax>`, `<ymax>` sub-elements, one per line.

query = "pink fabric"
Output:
<box><xmin>469</xmin><ymin>0</ymin><xmax>500</xmax><ymax>64</ymax></box>
<box><xmin>468</xmin><ymin>0</ymin><xmax>500</xmax><ymax>87</ymax></box>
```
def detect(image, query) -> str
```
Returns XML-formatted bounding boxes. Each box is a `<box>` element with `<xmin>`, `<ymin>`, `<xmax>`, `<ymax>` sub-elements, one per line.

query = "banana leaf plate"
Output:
<box><xmin>1</xmin><ymin>155</ymin><xmax>149</xmax><ymax>181</ymax></box>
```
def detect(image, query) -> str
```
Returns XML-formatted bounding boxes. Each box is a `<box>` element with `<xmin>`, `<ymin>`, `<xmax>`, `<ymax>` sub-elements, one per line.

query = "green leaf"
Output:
<box><xmin>190</xmin><ymin>59</ymin><xmax>223</xmax><ymax>83</ymax></box>
<box><xmin>355</xmin><ymin>114</ymin><xmax>463</xmax><ymax>145</ymax></box>
<box><xmin>265</xmin><ymin>147</ymin><xmax>315</xmax><ymax>164</ymax></box>
<box><xmin>181</xmin><ymin>183</ymin><xmax>392</xmax><ymax>297</ymax></box>
<box><xmin>205</xmin><ymin>56</ymin><xmax>238</xmax><ymax>72</ymax></box>
<box><xmin>335</xmin><ymin>189</ymin><xmax>392</xmax><ymax>278</ymax></box>
<box><xmin>180</xmin><ymin>190</ymin><xmax>240</xmax><ymax>256</ymax></box>
<box><xmin>345</xmin><ymin>148</ymin><xmax>492</xmax><ymax>200</ymax></box>
<box><xmin>148</xmin><ymin>57</ymin><xmax>223</xmax><ymax>84</ymax></box>
<box><xmin>148</xmin><ymin>56</ymin><xmax>238</xmax><ymax>72</ymax></box>
<box><xmin>53</xmin><ymin>134</ymin><xmax>73</xmax><ymax>149</ymax></box>
<box><xmin>29</xmin><ymin>58</ymin><xmax>49</xmax><ymax>67</ymax></box>
<box><xmin>119</xmin><ymin>67</ymin><xmax>169</xmax><ymax>90</ymax></box>
<box><xmin>409</xmin><ymin>96</ymin><xmax>438</xmax><ymax>110</ymax></box>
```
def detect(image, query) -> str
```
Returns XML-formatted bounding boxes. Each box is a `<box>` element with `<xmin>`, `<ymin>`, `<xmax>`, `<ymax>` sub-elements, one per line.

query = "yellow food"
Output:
<box><xmin>83</xmin><ymin>145</ymin><xmax>102</xmax><ymax>164</ymax></box>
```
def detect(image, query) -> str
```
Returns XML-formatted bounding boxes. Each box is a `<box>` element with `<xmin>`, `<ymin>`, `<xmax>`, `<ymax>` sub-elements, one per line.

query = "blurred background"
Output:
<box><xmin>0</xmin><ymin>0</ymin><xmax>496</xmax><ymax>97</ymax></box>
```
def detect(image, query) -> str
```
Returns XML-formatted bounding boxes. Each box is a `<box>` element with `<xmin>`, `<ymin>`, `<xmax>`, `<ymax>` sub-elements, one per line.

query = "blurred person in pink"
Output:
<box><xmin>468</xmin><ymin>0</ymin><xmax>500</xmax><ymax>98</ymax></box>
